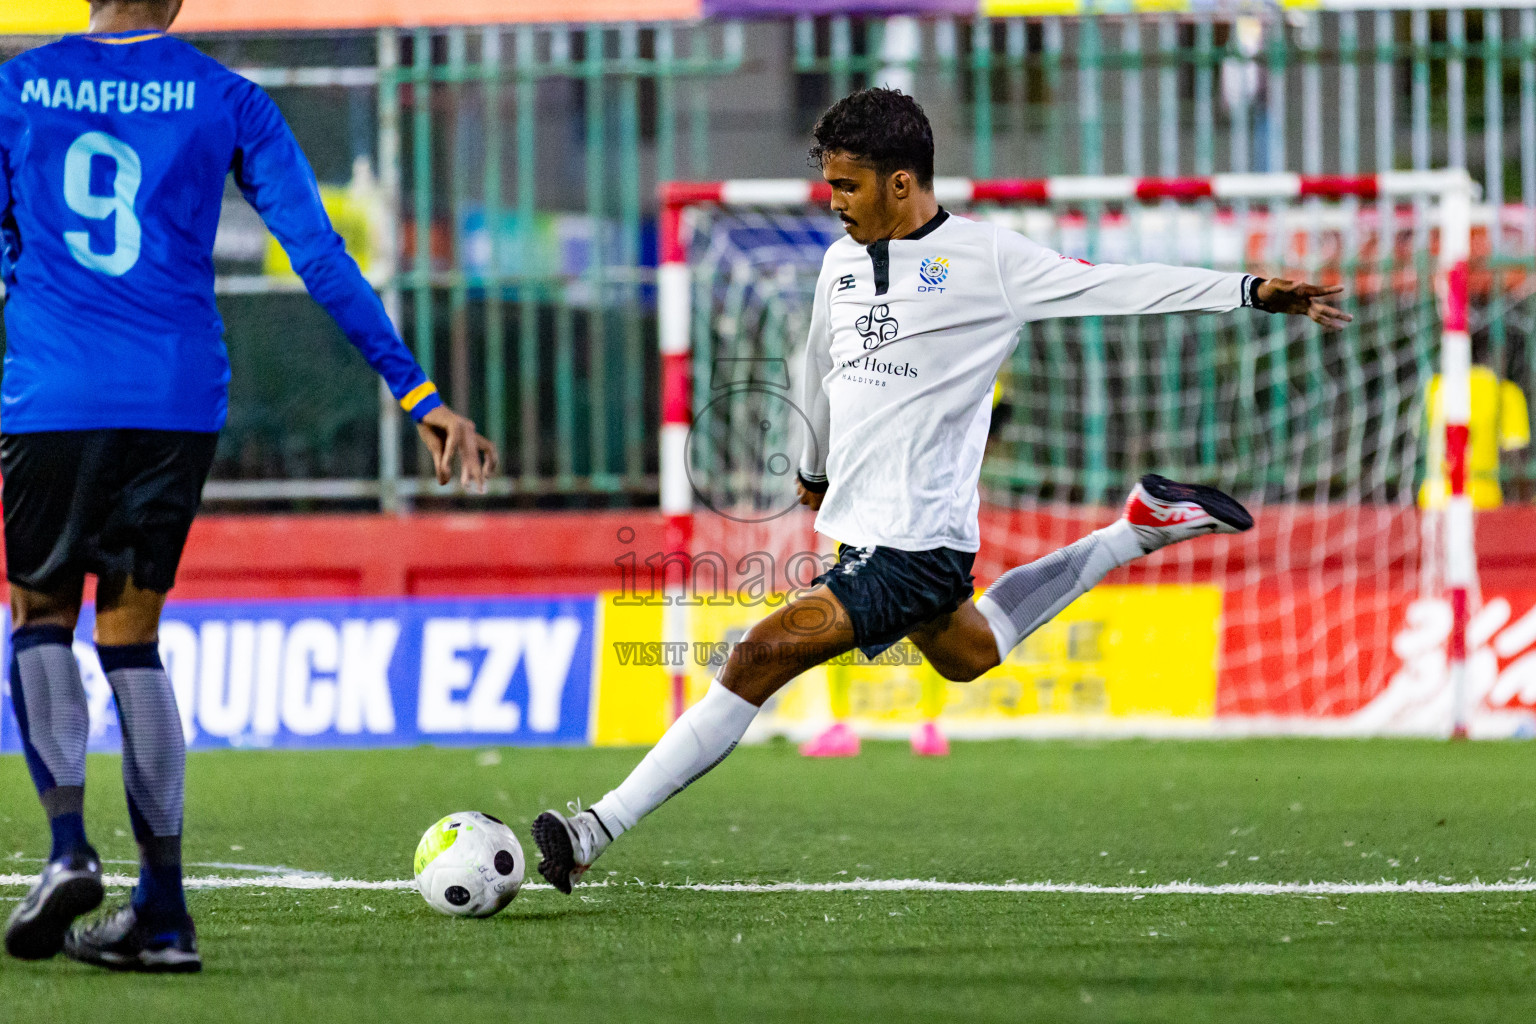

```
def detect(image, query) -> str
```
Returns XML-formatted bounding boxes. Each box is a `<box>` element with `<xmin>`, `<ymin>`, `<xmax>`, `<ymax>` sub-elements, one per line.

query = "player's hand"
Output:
<box><xmin>417</xmin><ymin>404</ymin><xmax>500</xmax><ymax>492</ymax></box>
<box><xmin>796</xmin><ymin>477</ymin><xmax>825</xmax><ymax>511</ymax></box>
<box><xmin>1256</xmin><ymin>278</ymin><xmax>1354</xmax><ymax>331</ymax></box>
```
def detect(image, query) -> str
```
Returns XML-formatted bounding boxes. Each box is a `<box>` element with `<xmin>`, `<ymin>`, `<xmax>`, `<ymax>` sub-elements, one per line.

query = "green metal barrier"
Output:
<box><xmin>374</xmin><ymin>24</ymin><xmax>744</xmax><ymax>509</ymax></box>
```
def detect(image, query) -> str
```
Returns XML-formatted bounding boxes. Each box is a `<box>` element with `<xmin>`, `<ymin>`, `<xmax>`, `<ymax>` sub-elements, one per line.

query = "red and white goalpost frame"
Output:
<box><xmin>1438</xmin><ymin>179</ymin><xmax>1475</xmax><ymax>738</ymax></box>
<box><xmin>658</xmin><ymin>170</ymin><xmax>1477</xmax><ymax>732</ymax></box>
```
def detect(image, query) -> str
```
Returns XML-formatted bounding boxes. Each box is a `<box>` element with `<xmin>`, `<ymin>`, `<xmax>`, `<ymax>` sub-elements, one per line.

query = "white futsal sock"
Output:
<box><xmin>974</xmin><ymin>519</ymin><xmax>1146</xmax><ymax>663</ymax></box>
<box><xmin>592</xmin><ymin>680</ymin><xmax>758</xmax><ymax>837</ymax></box>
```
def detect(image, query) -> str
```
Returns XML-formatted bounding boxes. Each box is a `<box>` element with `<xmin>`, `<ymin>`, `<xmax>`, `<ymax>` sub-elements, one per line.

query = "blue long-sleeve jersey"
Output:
<box><xmin>0</xmin><ymin>30</ymin><xmax>442</xmax><ymax>433</ymax></box>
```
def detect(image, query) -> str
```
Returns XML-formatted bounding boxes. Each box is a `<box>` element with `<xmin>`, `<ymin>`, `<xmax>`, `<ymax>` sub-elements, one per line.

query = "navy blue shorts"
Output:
<box><xmin>2</xmin><ymin>429</ymin><xmax>218</xmax><ymax>594</ymax></box>
<box><xmin>813</xmin><ymin>543</ymin><xmax>977</xmax><ymax>660</ymax></box>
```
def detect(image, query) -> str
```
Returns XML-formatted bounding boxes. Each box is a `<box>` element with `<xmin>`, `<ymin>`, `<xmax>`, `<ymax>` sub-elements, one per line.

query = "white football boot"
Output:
<box><xmin>1122</xmin><ymin>474</ymin><xmax>1254</xmax><ymax>554</ymax></box>
<box><xmin>531</xmin><ymin>802</ymin><xmax>613</xmax><ymax>894</ymax></box>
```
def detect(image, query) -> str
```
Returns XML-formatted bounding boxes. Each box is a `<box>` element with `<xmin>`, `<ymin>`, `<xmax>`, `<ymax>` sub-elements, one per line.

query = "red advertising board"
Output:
<box><xmin>0</xmin><ymin>506</ymin><xmax>1528</xmax><ymax>733</ymax></box>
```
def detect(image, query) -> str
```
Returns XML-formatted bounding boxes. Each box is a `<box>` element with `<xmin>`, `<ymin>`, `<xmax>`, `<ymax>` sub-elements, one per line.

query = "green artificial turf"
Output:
<box><xmin>2</xmin><ymin>739</ymin><xmax>1534</xmax><ymax>1022</ymax></box>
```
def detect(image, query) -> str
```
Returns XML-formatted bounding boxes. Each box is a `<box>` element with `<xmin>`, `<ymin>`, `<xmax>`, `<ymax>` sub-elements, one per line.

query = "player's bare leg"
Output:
<box><xmin>531</xmin><ymin>587</ymin><xmax>859</xmax><ymax>892</ymax></box>
<box><xmin>910</xmin><ymin>474</ymin><xmax>1254</xmax><ymax>681</ymax></box>
<box><xmin>10</xmin><ymin>582</ymin><xmax>83</xmax><ymax>632</ymax></box>
<box><xmin>94</xmin><ymin>575</ymin><xmax>168</xmax><ymax>647</ymax></box>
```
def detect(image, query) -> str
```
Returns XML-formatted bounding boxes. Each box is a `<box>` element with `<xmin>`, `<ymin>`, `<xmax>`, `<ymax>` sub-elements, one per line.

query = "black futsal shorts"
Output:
<box><xmin>813</xmin><ymin>542</ymin><xmax>977</xmax><ymax>660</ymax></box>
<box><xmin>2</xmin><ymin>429</ymin><xmax>219</xmax><ymax>595</ymax></box>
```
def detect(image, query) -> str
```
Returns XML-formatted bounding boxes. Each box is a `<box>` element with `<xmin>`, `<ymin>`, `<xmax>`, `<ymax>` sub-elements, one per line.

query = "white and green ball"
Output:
<box><xmin>414</xmin><ymin>811</ymin><xmax>525</xmax><ymax>918</ymax></box>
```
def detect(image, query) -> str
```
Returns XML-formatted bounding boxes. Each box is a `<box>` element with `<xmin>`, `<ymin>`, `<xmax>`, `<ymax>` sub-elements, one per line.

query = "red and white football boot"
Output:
<box><xmin>1122</xmin><ymin>474</ymin><xmax>1254</xmax><ymax>554</ymax></box>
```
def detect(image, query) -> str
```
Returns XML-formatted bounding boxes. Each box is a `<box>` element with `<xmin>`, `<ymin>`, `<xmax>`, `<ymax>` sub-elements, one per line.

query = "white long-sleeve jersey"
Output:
<box><xmin>798</xmin><ymin>209</ymin><xmax>1257</xmax><ymax>552</ymax></box>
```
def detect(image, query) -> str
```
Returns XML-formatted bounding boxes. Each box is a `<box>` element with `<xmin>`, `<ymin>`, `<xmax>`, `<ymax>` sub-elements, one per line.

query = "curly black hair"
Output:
<box><xmin>809</xmin><ymin>88</ymin><xmax>934</xmax><ymax>188</ymax></box>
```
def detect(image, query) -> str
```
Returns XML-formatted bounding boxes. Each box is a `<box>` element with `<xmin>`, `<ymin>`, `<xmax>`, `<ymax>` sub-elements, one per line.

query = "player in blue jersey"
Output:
<box><xmin>0</xmin><ymin>0</ymin><xmax>498</xmax><ymax>972</ymax></box>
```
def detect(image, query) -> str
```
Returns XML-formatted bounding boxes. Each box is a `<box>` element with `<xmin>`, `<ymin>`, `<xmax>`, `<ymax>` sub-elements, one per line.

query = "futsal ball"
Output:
<box><xmin>414</xmin><ymin>811</ymin><xmax>525</xmax><ymax>918</ymax></box>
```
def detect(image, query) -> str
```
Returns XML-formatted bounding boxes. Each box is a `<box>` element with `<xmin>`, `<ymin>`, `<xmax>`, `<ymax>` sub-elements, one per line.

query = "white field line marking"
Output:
<box><xmin>192</xmin><ymin>862</ymin><xmax>331</xmax><ymax>878</ymax></box>
<box><xmin>1</xmin><ymin>875</ymin><xmax>1535</xmax><ymax>896</ymax></box>
<box><xmin>658</xmin><ymin>879</ymin><xmax>1536</xmax><ymax>895</ymax></box>
<box><xmin>11</xmin><ymin>858</ymin><xmax>327</xmax><ymax>877</ymax></box>
<box><xmin>0</xmin><ymin>873</ymin><xmax>417</xmax><ymax>891</ymax></box>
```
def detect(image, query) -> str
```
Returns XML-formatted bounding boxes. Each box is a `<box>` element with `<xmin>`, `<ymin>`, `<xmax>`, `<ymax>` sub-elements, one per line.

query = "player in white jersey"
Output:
<box><xmin>531</xmin><ymin>89</ymin><xmax>1351</xmax><ymax>891</ymax></box>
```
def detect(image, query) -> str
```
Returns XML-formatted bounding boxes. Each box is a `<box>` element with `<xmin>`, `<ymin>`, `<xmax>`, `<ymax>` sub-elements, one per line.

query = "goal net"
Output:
<box><xmin>660</xmin><ymin>173</ymin><xmax>1487</xmax><ymax>737</ymax></box>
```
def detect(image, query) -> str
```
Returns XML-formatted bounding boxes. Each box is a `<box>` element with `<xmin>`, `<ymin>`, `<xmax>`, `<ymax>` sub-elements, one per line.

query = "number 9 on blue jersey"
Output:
<box><xmin>63</xmin><ymin>130</ymin><xmax>142</xmax><ymax>277</ymax></box>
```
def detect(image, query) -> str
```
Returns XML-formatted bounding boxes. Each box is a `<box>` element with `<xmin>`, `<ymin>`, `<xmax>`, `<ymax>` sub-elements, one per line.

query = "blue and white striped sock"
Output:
<box><xmin>98</xmin><ymin>642</ymin><xmax>187</xmax><ymax>926</ymax></box>
<box><xmin>10</xmin><ymin>624</ymin><xmax>93</xmax><ymax>861</ymax></box>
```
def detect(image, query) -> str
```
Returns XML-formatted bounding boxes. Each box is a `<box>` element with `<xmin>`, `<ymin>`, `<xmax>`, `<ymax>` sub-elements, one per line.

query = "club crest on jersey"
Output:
<box><xmin>855</xmin><ymin>304</ymin><xmax>900</xmax><ymax>349</ymax></box>
<box><xmin>918</xmin><ymin>257</ymin><xmax>950</xmax><ymax>293</ymax></box>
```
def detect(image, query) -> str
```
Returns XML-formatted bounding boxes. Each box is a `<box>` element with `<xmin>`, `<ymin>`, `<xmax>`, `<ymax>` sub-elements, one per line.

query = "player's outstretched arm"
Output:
<box><xmin>1252</xmin><ymin>278</ymin><xmax>1353</xmax><ymax>330</ymax></box>
<box><xmin>998</xmin><ymin>228</ymin><xmax>1353</xmax><ymax>332</ymax></box>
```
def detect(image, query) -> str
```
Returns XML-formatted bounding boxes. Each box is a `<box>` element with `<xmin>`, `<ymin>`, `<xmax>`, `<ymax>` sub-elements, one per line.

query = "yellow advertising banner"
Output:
<box><xmin>0</xmin><ymin>1</ymin><xmax>87</xmax><ymax>35</ymax></box>
<box><xmin>589</xmin><ymin>595</ymin><xmax>673</xmax><ymax>748</ymax></box>
<box><xmin>590</xmin><ymin>585</ymin><xmax>1222</xmax><ymax>746</ymax></box>
<box><xmin>965</xmin><ymin>584</ymin><xmax>1222</xmax><ymax>721</ymax></box>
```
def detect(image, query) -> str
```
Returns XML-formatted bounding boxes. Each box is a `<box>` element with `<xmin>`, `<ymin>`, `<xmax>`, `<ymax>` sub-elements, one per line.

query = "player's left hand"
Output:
<box><xmin>417</xmin><ymin>404</ymin><xmax>500</xmax><ymax>492</ymax></box>
<box><xmin>796</xmin><ymin>476</ymin><xmax>826</xmax><ymax>511</ymax></box>
<box><xmin>1256</xmin><ymin>278</ymin><xmax>1353</xmax><ymax>331</ymax></box>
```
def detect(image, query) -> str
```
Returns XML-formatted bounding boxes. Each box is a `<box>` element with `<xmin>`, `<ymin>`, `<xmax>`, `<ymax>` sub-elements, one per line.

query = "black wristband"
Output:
<box><xmin>797</xmin><ymin>471</ymin><xmax>829</xmax><ymax>494</ymax></box>
<box><xmin>1245</xmin><ymin>275</ymin><xmax>1276</xmax><ymax>313</ymax></box>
